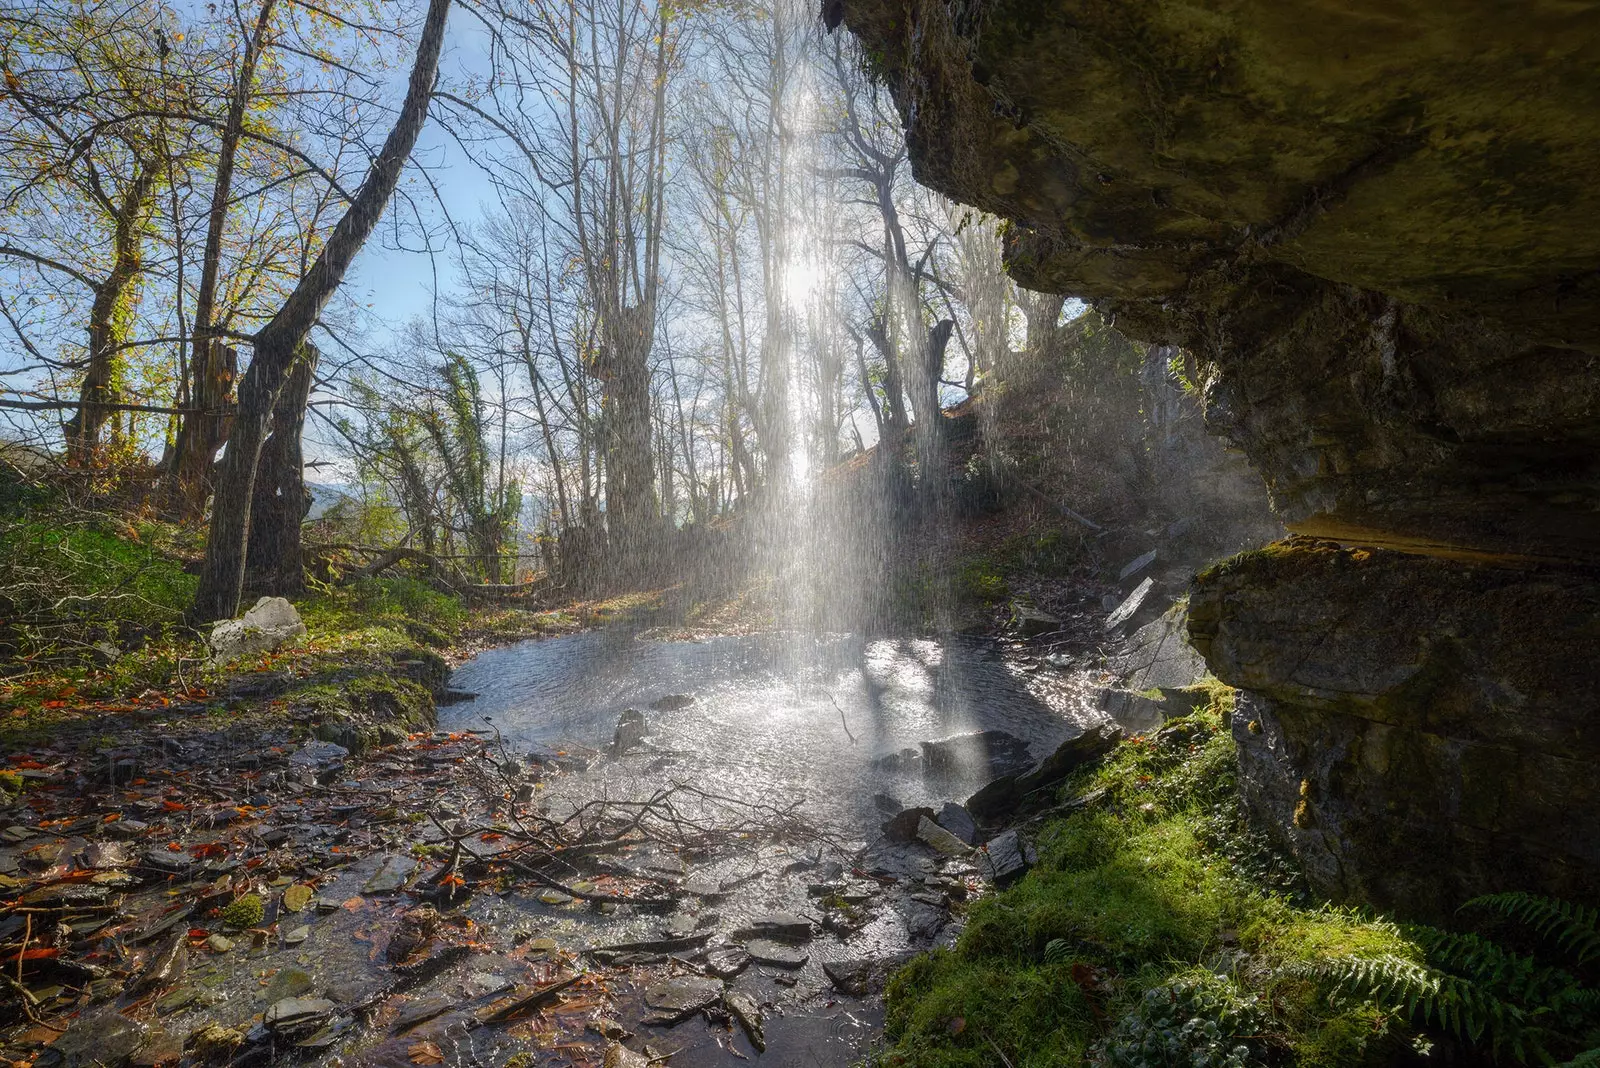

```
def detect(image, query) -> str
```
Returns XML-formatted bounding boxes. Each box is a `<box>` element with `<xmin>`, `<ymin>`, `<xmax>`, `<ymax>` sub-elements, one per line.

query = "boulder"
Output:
<box><xmin>208</xmin><ymin>597</ymin><xmax>306</xmax><ymax>662</ymax></box>
<box><xmin>966</xmin><ymin>721</ymin><xmax>1122</xmax><ymax>819</ymax></box>
<box><xmin>916</xmin><ymin>816</ymin><xmax>971</xmax><ymax>857</ymax></box>
<box><xmin>919</xmin><ymin>729</ymin><xmax>1032</xmax><ymax>778</ymax></box>
<box><xmin>935</xmin><ymin>801</ymin><xmax>978</xmax><ymax>845</ymax></box>
<box><xmin>1191</xmin><ymin>541</ymin><xmax>1600</xmax><ymax>917</ymax></box>
<box><xmin>649</xmin><ymin>693</ymin><xmax>696</xmax><ymax>711</ymax></box>
<box><xmin>822</xmin><ymin>952</ymin><xmax>916</xmax><ymax>996</ymax></box>
<box><xmin>980</xmin><ymin>829</ymin><xmax>1035</xmax><ymax>888</ymax></box>
<box><xmin>880</xmin><ymin>806</ymin><xmax>936</xmax><ymax>843</ymax></box>
<box><xmin>611</xmin><ymin>709</ymin><xmax>647</xmax><ymax>754</ymax></box>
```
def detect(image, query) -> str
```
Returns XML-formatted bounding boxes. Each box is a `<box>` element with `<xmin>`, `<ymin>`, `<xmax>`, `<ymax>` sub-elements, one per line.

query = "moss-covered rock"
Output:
<box><xmin>1189</xmin><ymin>539</ymin><xmax>1600</xmax><ymax>917</ymax></box>
<box><xmin>294</xmin><ymin>672</ymin><xmax>436</xmax><ymax>755</ymax></box>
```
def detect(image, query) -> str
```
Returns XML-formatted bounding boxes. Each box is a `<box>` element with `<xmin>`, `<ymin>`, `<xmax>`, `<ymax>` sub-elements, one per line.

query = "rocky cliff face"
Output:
<box><xmin>835</xmin><ymin>0</ymin><xmax>1600</xmax><ymax>913</ymax></box>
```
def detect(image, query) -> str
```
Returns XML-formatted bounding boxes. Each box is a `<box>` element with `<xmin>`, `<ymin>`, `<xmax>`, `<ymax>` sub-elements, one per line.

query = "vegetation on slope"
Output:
<box><xmin>875</xmin><ymin>691</ymin><xmax>1600</xmax><ymax>1068</ymax></box>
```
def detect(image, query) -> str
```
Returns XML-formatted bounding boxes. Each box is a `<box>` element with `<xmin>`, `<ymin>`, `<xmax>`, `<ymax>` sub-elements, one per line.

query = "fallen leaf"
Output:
<box><xmin>407</xmin><ymin>1041</ymin><xmax>445</xmax><ymax>1065</ymax></box>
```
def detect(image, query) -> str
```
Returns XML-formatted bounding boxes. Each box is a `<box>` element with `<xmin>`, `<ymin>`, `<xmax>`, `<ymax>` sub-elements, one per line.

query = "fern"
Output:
<box><xmin>1043</xmin><ymin>938</ymin><xmax>1071</xmax><ymax>965</ymax></box>
<box><xmin>1283</xmin><ymin>954</ymin><xmax>1531</xmax><ymax>1055</ymax></box>
<box><xmin>1464</xmin><ymin>893</ymin><xmax>1600</xmax><ymax>967</ymax></box>
<box><xmin>1557</xmin><ymin>1048</ymin><xmax>1600</xmax><ymax>1068</ymax></box>
<box><xmin>1417</xmin><ymin>929</ymin><xmax>1596</xmax><ymax>1020</ymax></box>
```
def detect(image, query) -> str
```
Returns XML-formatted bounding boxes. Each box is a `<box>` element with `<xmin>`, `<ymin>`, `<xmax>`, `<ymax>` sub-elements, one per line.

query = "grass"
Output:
<box><xmin>874</xmin><ymin>688</ymin><xmax>1434</xmax><ymax>1068</ymax></box>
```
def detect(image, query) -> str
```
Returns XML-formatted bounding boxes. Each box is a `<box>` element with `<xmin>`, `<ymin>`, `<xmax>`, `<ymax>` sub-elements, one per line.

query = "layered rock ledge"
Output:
<box><xmin>835</xmin><ymin>0</ymin><xmax>1600</xmax><ymax>911</ymax></box>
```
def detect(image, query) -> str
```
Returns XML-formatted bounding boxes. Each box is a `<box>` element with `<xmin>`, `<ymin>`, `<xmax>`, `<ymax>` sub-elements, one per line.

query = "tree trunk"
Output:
<box><xmin>166</xmin><ymin>339</ymin><xmax>237</xmax><ymax>510</ymax></box>
<box><xmin>66</xmin><ymin>162</ymin><xmax>156</xmax><ymax>465</ymax></box>
<box><xmin>167</xmin><ymin>0</ymin><xmax>277</xmax><ymax>514</ymax></box>
<box><xmin>600</xmin><ymin>302</ymin><xmax>657</xmax><ymax>568</ymax></box>
<box><xmin>189</xmin><ymin>0</ymin><xmax>453</xmax><ymax>624</ymax></box>
<box><xmin>245</xmin><ymin>343</ymin><xmax>316</xmax><ymax>595</ymax></box>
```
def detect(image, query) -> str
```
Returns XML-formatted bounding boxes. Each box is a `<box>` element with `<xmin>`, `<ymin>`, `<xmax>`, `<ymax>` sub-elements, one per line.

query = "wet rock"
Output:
<box><xmin>204</xmin><ymin>934</ymin><xmax>234</xmax><ymax>954</ymax></box>
<box><xmin>51</xmin><ymin>1010</ymin><xmax>148</xmax><ymax>1068</ymax></box>
<box><xmin>264</xmin><ymin>968</ymin><xmax>314</xmax><ymax>1003</ymax></box>
<box><xmin>466</xmin><ymin>971</ymin><xmax>513</xmax><ymax>998</ymax></box>
<box><xmin>133</xmin><ymin>934</ymin><xmax>188</xmax><ymax>993</ymax></box>
<box><xmin>264</xmin><ymin>997</ymin><xmax>336</xmax><ymax>1035</ymax></box>
<box><xmin>870</xmin><ymin>747</ymin><xmax>921</xmax><ymax>774</ymax></box>
<box><xmin>363</xmin><ymin>853</ymin><xmax>418</xmax><ymax>894</ymax></box>
<box><xmin>732</xmin><ymin>912</ymin><xmax>812</xmax><ymax>943</ymax></box>
<box><xmin>642</xmin><ymin>975</ymin><xmax>723</xmax><ymax>1023</ymax></box>
<box><xmin>385</xmin><ymin>904</ymin><xmax>438</xmax><ymax>962</ymax></box>
<box><xmin>650</xmin><ymin>693</ymin><xmax>696</xmax><ymax>711</ymax></box>
<box><xmin>1105</xmin><ymin>577</ymin><xmax>1157</xmax><ymax>633</ymax></box>
<box><xmin>872</xmin><ymin>793</ymin><xmax>904</xmax><ymax>815</ymax></box>
<box><xmin>662</xmin><ymin>913</ymin><xmax>699</xmax><ymax>939</ymax></box>
<box><xmin>285</xmin><ymin>924</ymin><xmax>311</xmax><ymax>945</ymax></box>
<box><xmin>705</xmin><ymin>945</ymin><xmax>751</xmax><ymax>978</ymax></box>
<box><xmin>898</xmin><ymin>898</ymin><xmax>947</xmax><ymax>941</ymax></box>
<box><xmin>742</xmin><ymin>939</ymin><xmax>808</xmax><ymax>968</ymax></box>
<box><xmin>612</xmin><ymin>709</ymin><xmax>647</xmax><ymax>754</ymax></box>
<box><xmin>916</xmin><ymin>816</ymin><xmax>971</xmax><ymax>857</ymax></box>
<box><xmin>186</xmin><ymin>1024</ymin><xmax>244</xmax><ymax>1066</ymax></box>
<box><xmin>880</xmin><ymin>806</ymin><xmax>936</xmax><ymax>843</ymax></box>
<box><xmin>980</xmin><ymin>829</ymin><xmax>1036</xmax><ymax>889</ymax></box>
<box><xmin>966</xmin><ymin>722</ymin><xmax>1122</xmax><ymax>819</ymax></box>
<box><xmin>288</xmin><ymin>740</ymin><xmax>349</xmax><ymax>784</ymax></box>
<box><xmin>920</xmin><ymin>730</ymin><xmax>1032</xmax><ymax>778</ymax></box>
<box><xmin>936</xmin><ymin>802</ymin><xmax>978</xmax><ymax>844</ymax></box>
<box><xmin>209</xmin><ymin>596</ymin><xmax>306</xmax><ymax>662</ymax></box>
<box><xmin>1120</xmin><ymin>549</ymin><xmax>1158</xmax><ymax>581</ymax></box>
<box><xmin>823</xmin><ymin>952</ymin><xmax>916</xmax><ymax>996</ymax></box>
<box><xmin>281</xmin><ymin>883</ymin><xmax>314</xmax><ymax>913</ymax></box>
<box><xmin>80</xmin><ymin>840</ymin><xmax>135</xmax><ymax>870</ymax></box>
<box><xmin>603</xmin><ymin>1044</ymin><xmax>651</xmax><ymax>1068</ymax></box>
<box><xmin>725</xmin><ymin>989</ymin><xmax>766</xmax><ymax>1052</ymax></box>
<box><xmin>1011</xmin><ymin>604</ymin><xmax>1061</xmax><ymax>638</ymax></box>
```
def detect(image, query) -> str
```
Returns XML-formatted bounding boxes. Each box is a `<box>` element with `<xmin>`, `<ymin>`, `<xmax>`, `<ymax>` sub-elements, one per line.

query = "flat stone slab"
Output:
<box><xmin>823</xmin><ymin>952</ymin><xmax>916</xmax><ymax>996</ymax></box>
<box><xmin>742</xmin><ymin>939</ymin><xmax>809</xmax><ymax>968</ymax></box>
<box><xmin>643</xmin><ymin>976</ymin><xmax>723</xmax><ymax>1023</ymax></box>
<box><xmin>362</xmin><ymin>854</ymin><xmax>417</xmax><ymax>894</ymax></box>
<box><xmin>705</xmin><ymin>946</ymin><xmax>751</xmax><ymax>978</ymax></box>
<box><xmin>916</xmin><ymin>816</ymin><xmax>971</xmax><ymax>857</ymax></box>
<box><xmin>732</xmin><ymin>912</ymin><xmax>811</xmax><ymax>943</ymax></box>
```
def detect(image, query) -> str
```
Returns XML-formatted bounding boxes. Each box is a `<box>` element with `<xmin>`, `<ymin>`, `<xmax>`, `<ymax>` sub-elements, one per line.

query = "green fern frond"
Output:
<box><xmin>1282</xmin><ymin>954</ymin><xmax>1531</xmax><ymax>1053</ymax></box>
<box><xmin>1464</xmin><ymin>893</ymin><xmax>1600</xmax><ymax>966</ymax></box>
<box><xmin>1557</xmin><ymin>1047</ymin><xmax>1600</xmax><ymax>1068</ymax></box>
<box><xmin>1417</xmin><ymin>928</ymin><xmax>1591</xmax><ymax>1010</ymax></box>
<box><xmin>1043</xmin><ymin>938</ymin><xmax>1071</xmax><ymax>965</ymax></box>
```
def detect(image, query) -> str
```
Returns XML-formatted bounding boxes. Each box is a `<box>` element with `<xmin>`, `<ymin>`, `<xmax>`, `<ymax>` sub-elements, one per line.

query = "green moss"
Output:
<box><xmin>879</xmin><ymin>693</ymin><xmax>1425</xmax><ymax>1067</ymax></box>
<box><xmin>220</xmin><ymin>893</ymin><xmax>265</xmax><ymax>929</ymax></box>
<box><xmin>0</xmin><ymin>770</ymin><xmax>22</xmax><ymax>795</ymax></box>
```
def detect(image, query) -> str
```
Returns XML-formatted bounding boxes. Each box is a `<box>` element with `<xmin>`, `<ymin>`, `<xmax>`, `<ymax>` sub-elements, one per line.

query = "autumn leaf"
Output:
<box><xmin>406</xmin><ymin>1041</ymin><xmax>445</xmax><ymax>1065</ymax></box>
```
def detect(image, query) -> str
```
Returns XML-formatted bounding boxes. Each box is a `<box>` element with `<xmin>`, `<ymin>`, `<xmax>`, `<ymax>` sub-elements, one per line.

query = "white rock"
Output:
<box><xmin>209</xmin><ymin>596</ymin><xmax>306</xmax><ymax>661</ymax></box>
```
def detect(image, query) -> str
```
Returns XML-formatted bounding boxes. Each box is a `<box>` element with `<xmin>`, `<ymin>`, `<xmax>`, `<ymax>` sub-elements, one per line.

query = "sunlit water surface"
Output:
<box><xmin>446</xmin><ymin>629</ymin><xmax>1102</xmax><ymax>839</ymax></box>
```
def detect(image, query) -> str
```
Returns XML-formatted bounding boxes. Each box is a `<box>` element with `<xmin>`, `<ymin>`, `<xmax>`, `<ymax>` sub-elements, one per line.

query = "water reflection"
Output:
<box><xmin>447</xmin><ymin>631</ymin><xmax>1101</xmax><ymax>837</ymax></box>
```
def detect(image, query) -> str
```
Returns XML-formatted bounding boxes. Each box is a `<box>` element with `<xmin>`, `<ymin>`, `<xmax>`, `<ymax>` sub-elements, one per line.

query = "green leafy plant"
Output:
<box><xmin>1098</xmin><ymin>971</ymin><xmax>1268</xmax><ymax>1068</ymax></box>
<box><xmin>1465</xmin><ymin>893</ymin><xmax>1600</xmax><ymax>967</ymax></box>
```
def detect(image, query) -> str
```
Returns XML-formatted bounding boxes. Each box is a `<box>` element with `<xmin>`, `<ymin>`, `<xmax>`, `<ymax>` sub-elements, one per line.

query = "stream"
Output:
<box><xmin>437</xmin><ymin>629</ymin><xmax>1105</xmax><ymax>1065</ymax></box>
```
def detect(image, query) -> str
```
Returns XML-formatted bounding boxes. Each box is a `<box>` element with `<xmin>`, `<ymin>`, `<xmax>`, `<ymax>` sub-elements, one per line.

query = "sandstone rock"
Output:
<box><xmin>1190</xmin><ymin>541</ymin><xmax>1600</xmax><ymax>917</ymax></box>
<box><xmin>208</xmin><ymin>597</ymin><xmax>306</xmax><ymax>662</ymax></box>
